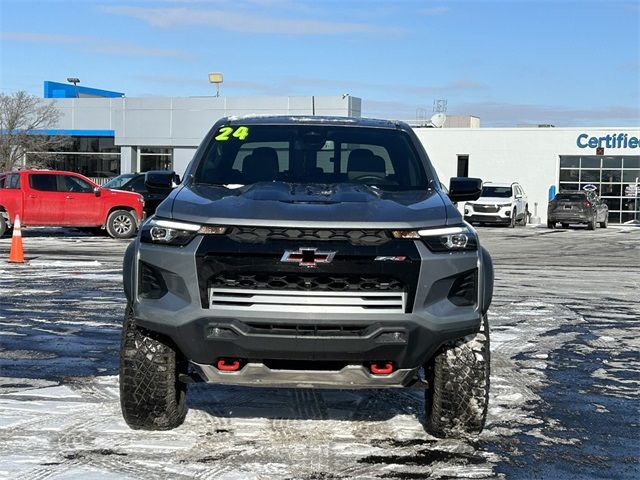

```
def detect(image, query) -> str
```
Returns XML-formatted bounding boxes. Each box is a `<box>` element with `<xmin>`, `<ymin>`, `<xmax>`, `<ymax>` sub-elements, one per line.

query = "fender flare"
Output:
<box><xmin>480</xmin><ymin>246</ymin><xmax>494</xmax><ymax>314</ymax></box>
<box><xmin>123</xmin><ymin>241</ymin><xmax>136</xmax><ymax>303</ymax></box>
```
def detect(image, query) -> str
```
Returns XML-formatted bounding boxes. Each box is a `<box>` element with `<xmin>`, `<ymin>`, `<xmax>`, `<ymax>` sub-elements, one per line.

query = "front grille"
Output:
<box><xmin>245</xmin><ymin>322</ymin><xmax>368</xmax><ymax>337</ymax></box>
<box><xmin>210</xmin><ymin>273</ymin><xmax>404</xmax><ymax>292</ymax></box>
<box><xmin>227</xmin><ymin>227</ymin><xmax>390</xmax><ymax>246</ymax></box>
<box><xmin>209</xmin><ymin>288</ymin><xmax>406</xmax><ymax>313</ymax></box>
<box><xmin>473</xmin><ymin>204</ymin><xmax>501</xmax><ymax>213</ymax></box>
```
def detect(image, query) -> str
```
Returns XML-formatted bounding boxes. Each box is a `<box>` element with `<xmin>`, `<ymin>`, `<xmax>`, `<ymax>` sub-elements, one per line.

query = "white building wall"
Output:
<box><xmin>414</xmin><ymin>127</ymin><xmax>640</xmax><ymax>222</ymax></box>
<box><xmin>48</xmin><ymin>95</ymin><xmax>356</xmax><ymax>147</ymax></box>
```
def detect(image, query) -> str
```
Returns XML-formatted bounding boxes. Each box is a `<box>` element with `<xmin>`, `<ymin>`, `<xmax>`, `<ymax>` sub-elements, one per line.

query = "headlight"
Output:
<box><xmin>140</xmin><ymin>218</ymin><xmax>226</xmax><ymax>246</ymax></box>
<box><xmin>392</xmin><ymin>225</ymin><xmax>477</xmax><ymax>252</ymax></box>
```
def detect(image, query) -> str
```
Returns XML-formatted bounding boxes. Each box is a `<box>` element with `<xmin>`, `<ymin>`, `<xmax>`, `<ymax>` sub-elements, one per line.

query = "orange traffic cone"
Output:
<box><xmin>8</xmin><ymin>214</ymin><xmax>25</xmax><ymax>263</ymax></box>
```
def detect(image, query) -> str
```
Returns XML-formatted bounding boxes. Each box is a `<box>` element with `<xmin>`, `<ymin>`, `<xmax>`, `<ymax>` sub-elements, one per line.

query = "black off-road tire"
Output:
<box><xmin>106</xmin><ymin>209</ymin><xmax>137</xmax><ymax>239</ymax></box>
<box><xmin>120</xmin><ymin>305</ymin><xmax>187</xmax><ymax>430</ymax></box>
<box><xmin>424</xmin><ymin>314</ymin><xmax>490</xmax><ymax>438</ymax></box>
<box><xmin>0</xmin><ymin>215</ymin><xmax>7</xmax><ymax>238</ymax></box>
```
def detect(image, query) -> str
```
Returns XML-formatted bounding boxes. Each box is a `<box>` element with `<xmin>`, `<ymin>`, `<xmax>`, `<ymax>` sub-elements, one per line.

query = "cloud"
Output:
<box><xmin>268</xmin><ymin>75</ymin><xmax>488</xmax><ymax>95</ymax></box>
<box><xmin>102</xmin><ymin>5</ymin><xmax>403</xmax><ymax>35</ymax></box>
<box><xmin>454</xmin><ymin>101</ymin><xmax>640</xmax><ymax>127</ymax></box>
<box><xmin>0</xmin><ymin>31</ymin><xmax>192</xmax><ymax>59</ymax></box>
<box><xmin>360</xmin><ymin>98</ymin><xmax>640</xmax><ymax>127</ymax></box>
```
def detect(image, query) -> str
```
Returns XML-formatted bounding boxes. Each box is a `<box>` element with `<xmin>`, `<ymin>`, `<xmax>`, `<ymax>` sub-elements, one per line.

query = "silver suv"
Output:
<box><xmin>119</xmin><ymin>116</ymin><xmax>494</xmax><ymax>438</ymax></box>
<box><xmin>464</xmin><ymin>181</ymin><xmax>529</xmax><ymax>227</ymax></box>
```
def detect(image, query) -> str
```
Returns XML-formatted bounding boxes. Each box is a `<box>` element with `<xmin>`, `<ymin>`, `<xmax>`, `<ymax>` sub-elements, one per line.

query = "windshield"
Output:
<box><xmin>481</xmin><ymin>186</ymin><xmax>512</xmax><ymax>198</ymax></box>
<box><xmin>104</xmin><ymin>174</ymin><xmax>136</xmax><ymax>189</ymax></box>
<box><xmin>194</xmin><ymin>125</ymin><xmax>430</xmax><ymax>190</ymax></box>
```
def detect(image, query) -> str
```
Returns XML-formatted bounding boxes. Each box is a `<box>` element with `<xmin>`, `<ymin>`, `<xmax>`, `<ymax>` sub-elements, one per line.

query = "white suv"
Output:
<box><xmin>464</xmin><ymin>182</ymin><xmax>529</xmax><ymax>227</ymax></box>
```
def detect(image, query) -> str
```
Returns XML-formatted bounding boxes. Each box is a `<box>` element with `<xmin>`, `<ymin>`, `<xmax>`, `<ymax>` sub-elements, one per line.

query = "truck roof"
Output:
<box><xmin>223</xmin><ymin>115</ymin><xmax>409</xmax><ymax>130</ymax></box>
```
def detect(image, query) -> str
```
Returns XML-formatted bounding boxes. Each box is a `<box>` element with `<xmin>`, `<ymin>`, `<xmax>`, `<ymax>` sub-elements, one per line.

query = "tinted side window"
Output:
<box><xmin>129</xmin><ymin>176</ymin><xmax>147</xmax><ymax>192</ymax></box>
<box><xmin>29</xmin><ymin>174</ymin><xmax>58</xmax><ymax>192</ymax></box>
<box><xmin>8</xmin><ymin>174</ymin><xmax>20</xmax><ymax>189</ymax></box>
<box><xmin>62</xmin><ymin>175</ymin><xmax>93</xmax><ymax>193</ymax></box>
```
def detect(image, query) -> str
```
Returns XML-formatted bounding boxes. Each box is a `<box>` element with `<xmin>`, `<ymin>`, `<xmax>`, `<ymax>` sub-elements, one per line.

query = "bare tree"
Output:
<box><xmin>0</xmin><ymin>91</ymin><xmax>70</xmax><ymax>171</ymax></box>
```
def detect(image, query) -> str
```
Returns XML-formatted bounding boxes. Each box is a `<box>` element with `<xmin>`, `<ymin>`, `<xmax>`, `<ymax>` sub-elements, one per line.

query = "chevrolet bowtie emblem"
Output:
<box><xmin>281</xmin><ymin>248</ymin><xmax>336</xmax><ymax>267</ymax></box>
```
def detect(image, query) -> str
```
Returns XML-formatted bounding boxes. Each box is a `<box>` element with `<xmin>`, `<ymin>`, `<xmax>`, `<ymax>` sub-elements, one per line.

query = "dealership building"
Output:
<box><xmin>31</xmin><ymin>81</ymin><xmax>640</xmax><ymax>224</ymax></box>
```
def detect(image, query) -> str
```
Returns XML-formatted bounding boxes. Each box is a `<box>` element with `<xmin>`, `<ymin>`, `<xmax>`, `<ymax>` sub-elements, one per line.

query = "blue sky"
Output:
<box><xmin>0</xmin><ymin>0</ymin><xmax>638</xmax><ymax>126</ymax></box>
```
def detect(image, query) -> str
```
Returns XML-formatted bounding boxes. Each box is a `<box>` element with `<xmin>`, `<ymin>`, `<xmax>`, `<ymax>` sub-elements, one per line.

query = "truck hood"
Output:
<box><xmin>158</xmin><ymin>182</ymin><xmax>459</xmax><ymax>228</ymax></box>
<box><xmin>468</xmin><ymin>196</ymin><xmax>513</xmax><ymax>205</ymax></box>
<box><xmin>102</xmin><ymin>188</ymin><xmax>141</xmax><ymax>199</ymax></box>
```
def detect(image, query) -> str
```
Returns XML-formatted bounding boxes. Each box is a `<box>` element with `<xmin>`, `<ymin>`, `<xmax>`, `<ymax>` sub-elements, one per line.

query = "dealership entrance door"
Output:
<box><xmin>558</xmin><ymin>155</ymin><xmax>639</xmax><ymax>224</ymax></box>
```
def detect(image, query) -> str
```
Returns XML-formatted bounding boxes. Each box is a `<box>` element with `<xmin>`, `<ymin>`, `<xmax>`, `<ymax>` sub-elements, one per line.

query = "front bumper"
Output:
<box><xmin>548</xmin><ymin>212</ymin><xmax>591</xmax><ymax>223</ymax></box>
<box><xmin>193</xmin><ymin>363</ymin><xmax>418</xmax><ymax>389</ymax></box>
<box><xmin>465</xmin><ymin>214</ymin><xmax>511</xmax><ymax>224</ymax></box>
<box><xmin>125</xmin><ymin>231</ymin><xmax>492</xmax><ymax>388</ymax></box>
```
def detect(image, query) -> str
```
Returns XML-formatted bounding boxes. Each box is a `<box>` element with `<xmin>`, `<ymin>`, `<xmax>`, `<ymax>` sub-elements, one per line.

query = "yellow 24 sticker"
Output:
<box><xmin>215</xmin><ymin>126</ymin><xmax>250</xmax><ymax>141</ymax></box>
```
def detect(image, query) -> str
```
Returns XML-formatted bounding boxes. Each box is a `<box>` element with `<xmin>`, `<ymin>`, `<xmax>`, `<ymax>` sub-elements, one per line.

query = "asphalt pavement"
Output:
<box><xmin>0</xmin><ymin>225</ymin><xmax>638</xmax><ymax>479</ymax></box>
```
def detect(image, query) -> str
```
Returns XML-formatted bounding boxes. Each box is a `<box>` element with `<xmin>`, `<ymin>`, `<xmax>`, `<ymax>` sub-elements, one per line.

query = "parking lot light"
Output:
<box><xmin>208</xmin><ymin>72</ymin><xmax>223</xmax><ymax>97</ymax></box>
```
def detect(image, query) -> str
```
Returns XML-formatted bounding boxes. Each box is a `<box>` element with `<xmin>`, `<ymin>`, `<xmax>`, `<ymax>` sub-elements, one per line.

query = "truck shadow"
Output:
<box><xmin>188</xmin><ymin>382</ymin><xmax>427</xmax><ymax>424</ymax></box>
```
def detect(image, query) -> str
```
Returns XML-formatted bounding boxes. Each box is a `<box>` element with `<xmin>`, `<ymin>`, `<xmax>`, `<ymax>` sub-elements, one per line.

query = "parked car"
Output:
<box><xmin>547</xmin><ymin>190</ymin><xmax>608</xmax><ymax>229</ymax></box>
<box><xmin>103</xmin><ymin>171</ymin><xmax>176</xmax><ymax>217</ymax></box>
<box><xmin>0</xmin><ymin>170</ymin><xmax>144</xmax><ymax>239</ymax></box>
<box><xmin>119</xmin><ymin>115</ymin><xmax>494</xmax><ymax>438</ymax></box>
<box><xmin>464</xmin><ymin>181</ymin><xmax>529</xmax><ymax>227</ymax></box>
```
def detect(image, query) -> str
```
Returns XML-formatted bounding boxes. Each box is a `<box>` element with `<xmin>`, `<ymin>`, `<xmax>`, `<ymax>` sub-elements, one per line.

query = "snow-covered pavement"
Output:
<box><xmin>0</xmin><ymin>226</ymin><xmax>638</xmax><ymax>479</ymax></box>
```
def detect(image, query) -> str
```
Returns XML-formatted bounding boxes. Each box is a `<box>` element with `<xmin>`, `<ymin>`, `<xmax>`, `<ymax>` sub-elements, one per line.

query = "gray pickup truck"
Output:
<box><xmin>119</xmin><ymin>116</ymin><xmax>494</xmax><ymax>437</ymax></box>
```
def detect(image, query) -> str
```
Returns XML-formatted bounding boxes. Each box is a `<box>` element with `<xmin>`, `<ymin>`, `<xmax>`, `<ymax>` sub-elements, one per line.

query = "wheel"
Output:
<box><xmin>509</xmin><ymin>210</ymin><xmax>516</xmax><ymax>228</ymax></box>
<box><xmin>518</xmin><ymin>207</ymin><xmax>529</xmax><ymax>226</ymax></box>
<box><xmin>561</xmin><ymin>223</ymin><xmax>569</xmax><ymax>229</ymax></box>
<box><xmin>424</xmin><ymin>314</ymin><xmax>490</xmax><ymax>438</ymax></box>
<box><xmin>587</xmin><ymin>217</ymin><xmax>596</xmax><ymax>230</ymax></box>
<box><xmin>120</xmin><ymin>305</ymin><xmax>187</xmax><ymax>430</ymax></box>
<box><xmin>0</xmin><ymin>215</ymin><xmax>6</xmax><ymax>237</ymax></box>
<box><xmin>547</xmin><ymin>221</ymin><xmax>555</xmax><ymax>229</ymax></box>
<box><xmin>600</xmin><ymin>216</ymin><xmax>608</xmax><ymax>228</ymax></box>
<box><xmin>106</xmin><ymin>210</ymin><xmax>137</xmax><ymax>239</ymax></box>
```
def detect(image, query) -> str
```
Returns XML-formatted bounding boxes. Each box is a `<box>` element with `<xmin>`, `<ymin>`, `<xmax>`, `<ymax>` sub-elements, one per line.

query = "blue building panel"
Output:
<box><xmin>44</xmin><ymin>81</ymin><xmax>124</xmax><ymax>99</ymax></box>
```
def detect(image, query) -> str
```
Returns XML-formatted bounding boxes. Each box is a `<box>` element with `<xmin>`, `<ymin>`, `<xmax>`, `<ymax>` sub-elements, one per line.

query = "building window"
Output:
<box><xmin>457</xmin><ymin>155</ymin><xmax>469</xmax><ymax>177</ymax></box>
<box><xmin>139</xmin><ymin>147</ymin><xmax>173</xmax><ymax>172</ymax></box>
<box><xmin>26</xmin><ymin>136</ymin><xmax>121</xmax><ymax>183</ymax></box>
<box><xmin>558</xmin><ymin>155</ymin><xmax>640</xmax><ymax>224</ymax></box>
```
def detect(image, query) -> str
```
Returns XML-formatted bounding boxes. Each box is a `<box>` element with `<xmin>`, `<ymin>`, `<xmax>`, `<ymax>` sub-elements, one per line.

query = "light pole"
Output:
<box><xmin>67</xmin><ymin>77</ymin><xmax>80</xmax><ymax>98</ymax></box>
<box><xmin>208</xmin><ymin>72</ymin><xmax>223</xmax><ymax>97</ymax></box>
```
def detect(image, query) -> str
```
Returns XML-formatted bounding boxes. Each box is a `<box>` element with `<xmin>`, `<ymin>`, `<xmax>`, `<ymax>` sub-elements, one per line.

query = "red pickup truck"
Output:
<box><xmin>0</xmin><ymin>170</ymin><xmax>144</xmax><ymax>239</ymax></box>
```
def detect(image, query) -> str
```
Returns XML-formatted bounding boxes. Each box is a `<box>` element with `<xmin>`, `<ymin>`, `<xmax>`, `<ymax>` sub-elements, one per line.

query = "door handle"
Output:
<box><xmin>65</xmin><ymin>196</ymin><xmax>74</xmax><ymax>199</ymax></box>
<box><xmin>28</xmin><ymin>194</ymin><xmax>37</xmax><ymax>198</ymax></box>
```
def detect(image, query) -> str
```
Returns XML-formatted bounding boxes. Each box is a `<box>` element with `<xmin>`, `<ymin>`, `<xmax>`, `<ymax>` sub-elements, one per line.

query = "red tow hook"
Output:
<box><xmin>370</xmin><ymin>362</ymin><xmax>394</xmax><ymax>375</ymax></box>
<box><xmin>217</xmin><ymin>358</ymin><xmax>241</xmax><ymax>371</ymax></box>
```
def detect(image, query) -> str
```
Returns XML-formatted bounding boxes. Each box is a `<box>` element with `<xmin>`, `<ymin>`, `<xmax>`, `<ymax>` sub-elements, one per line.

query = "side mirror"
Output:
<box><xmin>515</xmin><ymin>194</ymin><xmax>523</xmax><ymax>199</ymax></box>
<box><xmin>145</xmin><ymin>170</ymin><xmax>175</xmax><ymax>192</ymax></box>
<box><xmin>448</xmin><ymin>177</ymin><xmax>483</xmax><ymax>203</ymax></box>
<box><xmin>93</xmin><ymin>187</ymin><xmax>101</xmax><ymax>197</ymax></box>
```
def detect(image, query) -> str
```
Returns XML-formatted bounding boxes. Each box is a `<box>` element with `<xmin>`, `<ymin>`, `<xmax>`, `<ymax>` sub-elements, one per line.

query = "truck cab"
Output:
<box><xmin>0</xmin><ymin>170</ymin><xmax>145</xmax><ymax>238</ymax></box>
